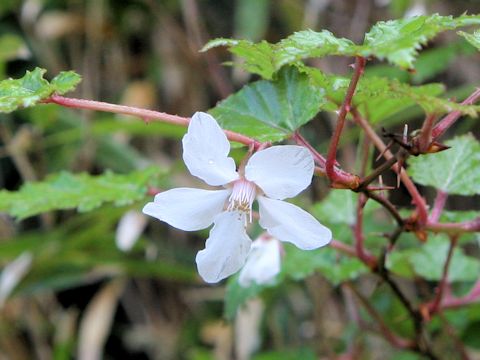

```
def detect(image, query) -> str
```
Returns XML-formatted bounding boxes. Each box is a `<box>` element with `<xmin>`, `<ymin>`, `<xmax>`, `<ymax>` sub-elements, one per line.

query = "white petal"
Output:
<box><xmin>245</xmin><ymin>145</ymin><xmax>314</xmax><ymax>200</ymax></box>
<box><xmin>196</xmin><ymin>211</ymin><xmax>252</xmax><ymax>283</ymax></box>
<box><xmin>0</xmin><ymin>252</ymin><xmax>33</xmax><ymax>307</ymax></box>
<box><xmin>239</xmin><ymin>236</ymin><xmax>281</xmax><ymax>287</ymax></box>
<box><xmin>182</xmin><ymin>112</ymin><xmax>239</xmax><ymax>186</ymax></box>
<box><xmin>257</xmin><ymin>196</ymin><xmax>331</xmax><ymax>250</ymax></box>
<box><xmin>115</xmin><ymin>210</ymin><xmax>148</xmax><ymax>252</ymax></box>
<box><xmin>142</xmin><ymin>188</ymin><xmax>230</xmax><ymax>231</ymax></box>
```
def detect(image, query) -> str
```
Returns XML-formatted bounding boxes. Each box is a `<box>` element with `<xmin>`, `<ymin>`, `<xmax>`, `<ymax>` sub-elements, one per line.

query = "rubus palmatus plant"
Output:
<box><xmin>1</xmin><ymin>13</ymin><xmax>480</xmax><ymax>360</ymax></box>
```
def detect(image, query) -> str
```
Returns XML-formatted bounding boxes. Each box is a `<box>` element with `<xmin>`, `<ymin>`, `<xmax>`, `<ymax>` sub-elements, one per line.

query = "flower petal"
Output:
<box><xmin>196</xmin><ymin>211</ymin><xmax>252</xmax><ymax>283</ymax></box>
<box><xmin>239</xmin><ymin>236</ymin><xmax>281</xmax><ymax>287</ymax></box>
<box><xmin>182</xmin><ymin>112</ymin><xmax>239</xmax><ymax>186</ymax></box>
<box><xmin>245</xmin><ymin>145</ymin><xmax>314</xmax><ymax>200</ymax></box>
<box><xmin>257</xmin><ymin>196</ymin><xmax>332</xmax><ymax>250</ymax></box>
<box><xmin>143</xmin><ymin>188</ymin><xmax>230</xmax><ymax>231</ymax></box>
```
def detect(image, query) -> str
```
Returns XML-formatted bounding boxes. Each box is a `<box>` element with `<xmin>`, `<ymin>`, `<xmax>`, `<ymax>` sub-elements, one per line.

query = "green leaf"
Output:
<box><xmin>313</xmin><ymin>189</ymin><xmax>380</xmax><ymax>226</ymax></box>
<box><xmin>0</xmin><ymin>167</ymin><xmax>161</xmax><ymax>219</ymax></box>
<box><xmin>305</xmin><ymin>67</ymin><xmax>478</xmax><ymax>121</ymax></box>
<box><xmin>408</xmin><ymin>134</ymin><xmax>480</xmax><ymax>195</ymax></box>
<box><xmin>204</xmin><ymin>15</ymin><xmax>480</xmax><ymax>78</ymax></box>
<box><xmin>0</xmin><ymin>67</ymin><xmax>81</xmax><ymax>113</ymax></box>
<box><xmin>210</xmin><ymin>67</ymin><xmax>326</xmax><ymax>142</ymax></box>
<box><xmin>282</xmin><ymin>245</ymin><xmax>368</xmax><ymax>285</ymax></box>
<box><xmin>458</xmin><ymin>30</ymin><xmax>480</xmax><ymax>50</ymax></box>
<box><xmin>360</xmin><ymin>14</ymin><xmax>480</xmax><ymax>69</ymax></box>
<box><xmin>387</xmin><ymin>235</ymin><xmax>480</xmax><ymax>282</ymax></box>
<box><xmin>224</xmin><ymin>245</ymin><xmax>368</xmax><ymax>319</ymax></box>
<box><xmin>203</xmin><ymin>30</ymin><xmax>356</xmax><ymax>79</ymax></box>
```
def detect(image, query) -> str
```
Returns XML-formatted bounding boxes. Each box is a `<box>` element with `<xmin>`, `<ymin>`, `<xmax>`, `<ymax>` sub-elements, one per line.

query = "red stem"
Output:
<box><xmin>438</xmin><ymin>280</ymin><xmax>480</xmax><ymax>310</ymax></box>
<box><xmin>426</xmin><ymin>217</ymin><xmax>480</xmax><ymax>234</ymax></box>
<box><xmin>44</xmin><ymin>94</ymin><xmax>259</xmax><ymax>147</ymax></box>
<box><xmin>418</xmin><ymin>113</ymin><xmax>436</xmax><ymax>153</ymax></box>
<box><xmin>431</xmin><ymin>87</ymin><xmax>480</xmax><ymax>140</ymax></box>
<box><xmin>429</xmin><ymin>235</ymin><xmax>458</xmax><ymax>314</ymax></box>
<box><xmin>429</xmin><ymin>190</ymin><xmax>448</xmax><ymax>223</ymax></box>
<box><xmin>326</xmin><ymin>57</ymin><xmax>366</xmax><ymax>182</ymax></box>
<box><xmin>293</xmin><ymin>132</ymin><xmax>360</xmax><ymax>188</ymax></box>
<box><xmin>354</xmin><ymin>193</ymin><xmax>376</xmax><ymax>268</ymax></box>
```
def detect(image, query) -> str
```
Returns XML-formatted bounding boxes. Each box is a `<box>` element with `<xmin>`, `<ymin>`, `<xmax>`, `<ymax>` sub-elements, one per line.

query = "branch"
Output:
<box><xmin>345</xmin><ymin>282</ymin><xmax>413</xmax><ymax>349</ymax></box>
<box><xmin>293</xmin><ymin>131</ymin><xmax>360</xmax><ymax>188</ymax></box>
<box><xmin>429</xmin><ymin>190</ymin><xmax>448</xmax><ymax>223</ymax></box>
<box><xmin>428</xmin><ymin>235</ymin><xmax>458</xmax><ymax>315</ymax></box>
<box><xmin>351</xmin><ymin>109</ymin><xmax>428</xmax><ymax>226</ymax></box>
<box><xmin>417</xmin><ymin>113</ymin><xmax>437</xmax><ymax>153</ymax></box>
<box><xmin>326</xmin><ymin>57</ymin><xmax>366</xmax><ymax>183</ymax></box>
<box><xmin>44</xmin><ymin>94</ymin><xmax>259</xmax><ymax>147</ymax></box>
<box><xmin>431</xmin><ymin>87</ymin><xmax>480</xmax><ymax>140</ymax></box>
<box><xmin>426</xmin><ymin>217</ymin><xmax>480</xmax><ymax>234</ymax></box>
<box><xmin>354</xmin><ymin>194</ymin><xmax>377</xmax><ymax>268</ymax></box>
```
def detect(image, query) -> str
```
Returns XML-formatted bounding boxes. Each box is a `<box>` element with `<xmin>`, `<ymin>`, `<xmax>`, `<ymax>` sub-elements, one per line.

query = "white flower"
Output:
<box><xmin>143</xmin><ymin>112</ymin><xmax>331</xmax><ymax>283</ymax></box>
<box><xmin>239</xmin><ymin>235</ymin><xmax>282</xmax><ymax>287</ymax></box>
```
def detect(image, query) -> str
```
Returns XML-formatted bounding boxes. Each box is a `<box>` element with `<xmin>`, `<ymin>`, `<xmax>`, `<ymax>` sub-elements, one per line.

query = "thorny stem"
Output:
<box><xmin>326</xmin><ymin>56</ymin><xmax>366</xmax><ymax>183</ymax></box>
<box><xmin>351</xmin><ymin>108</ymin><xmax>429</xmax><ymax>226</ymax></box>
<box><xmin>44</xmin><ymin>94</ymin><xmax>260</xmax><ymax>148</ymax></box>
<box><xmin>431</xmin><ymin>87</ymin><xmax>480</xmax><ymax>140</ymax></box>
<box><xmin>417</xmin><ymin>113</ymin><xmax>437</xmax><ymax>153</ymax></box>
<box><xmin>429</xmin><ymin>190</ymin><xmax>448</xmax><ymax>223</ymax></box>
<box><xmin>357</xmin><ymin>155</ymin><xmax>399</xmax><ymax>191</ymax></box>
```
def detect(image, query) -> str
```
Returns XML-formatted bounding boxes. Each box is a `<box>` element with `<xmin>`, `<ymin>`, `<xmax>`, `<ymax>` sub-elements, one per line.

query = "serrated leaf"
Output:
<box><xmin>0</xmin><ymin>67</ymin><xmax>81</xmax><ymax>113</ymax></box>
<box><xmin>203</xmin><ymin>30</ymin><xmax>357</xmax><ymax>79</ymax></box>
<box><xmin>0</xmin><ymin>167</ymin><xmax>161</xmax><ymax>219</ymax></box>
<box><xmin>210</xmin><ymin>66</ymin><xmax>326</xmax><ymax>142</ymax></box>
<box><xmin>386</xmin><ymin>235</ymin><xmax>480</xmax><ymax>281</ymax></box>
<box><xmin>408</xmin><ymin>135</ymin><xmax>480</xmax><ymax>195</ymax></box>
<box><xmin>51</xmin><ymin>71</ymin><xmax>81</xmax><ymax>94</ymax></box>
<box><xmin>305</xmin><ymin>67</ymin><xmax>478</xmax><ymax>121</ymax></box>
<box><xmin>458</xmin><ymin>30</ymin><xmax>480</xmax><ymax>50</ymax></box>
<box><xmin>360</xmin><ymin>14</ymin><xmax>480</xmax><ymax>68</ymax></box>
<box><xmin>204</xmin><ymin>15</ymin><xmax>480</xmax><ymax>78</ymax></box>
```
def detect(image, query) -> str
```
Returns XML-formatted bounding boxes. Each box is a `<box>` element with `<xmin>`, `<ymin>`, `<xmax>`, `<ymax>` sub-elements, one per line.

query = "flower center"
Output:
<box><xmin>227</xmin><ymin>178</ymin><xmax>257</xmax><ymax>222</ymax></box>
